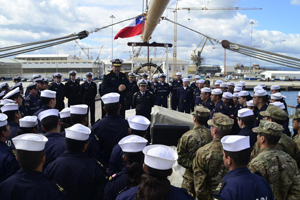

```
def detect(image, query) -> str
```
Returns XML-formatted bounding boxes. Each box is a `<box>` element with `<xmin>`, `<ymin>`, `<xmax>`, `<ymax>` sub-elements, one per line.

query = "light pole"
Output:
<box><xmin>282</xmin><ymin>39</ymin><xmax>286</xmax><ymax>71</ymax></box>
<box><xmin>249</xmin><ymin>21</ymin><xmax>254</xmax><ymax>80</ymax></box>
<box><xmin>110</xmin><ymin>15</ymin><xmax>115</xmax><ymax>59</ymax></box>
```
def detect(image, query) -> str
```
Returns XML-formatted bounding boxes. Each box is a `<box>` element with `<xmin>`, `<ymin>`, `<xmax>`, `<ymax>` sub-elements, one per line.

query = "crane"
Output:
<box><xmin>169</xmin><ymin>2</ymin><xmax>262</xmax><ymax>76</ymax></box>
<box><xmin>95</xmin><ymin>45</ymin><xmax>104</xmax><ymax>61</ymax></box>
<box><xmin>74</xmin><ymin>40</ymin><xmax>93</xmax><ymax>60</ymax></box>
<box><xmin>191</xmin><ymin>38</ymin><xmax>207</xmax><ymax>66</ymax></box>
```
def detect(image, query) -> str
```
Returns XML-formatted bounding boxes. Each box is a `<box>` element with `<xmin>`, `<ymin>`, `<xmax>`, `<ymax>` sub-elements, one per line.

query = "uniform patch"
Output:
<box><xmin>214</xmin><ymin>179</ymin><xmax>225</xmax><ymax>195</ymax></box>
<box><xmin>105</xmin><ymin>72</ymin><xmax>111</xmax><ymax>75</ymax></box>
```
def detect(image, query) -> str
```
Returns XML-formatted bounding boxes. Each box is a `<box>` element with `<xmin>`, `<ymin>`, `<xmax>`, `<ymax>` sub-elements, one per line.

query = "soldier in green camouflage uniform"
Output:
<box><xmin>250</xmin><ymin>105</ymin><xmax>300</xmax><ymax>168</ymax></box>
<box><xmin>248</xmin><ymin>120</ymin><xmax>300</xmax><ymax>200</ymax></box>
<box><xmin>177</xmin><ymin>105</ymin><xmax>212</xmax><ymax>195</ymax></box>
<box><xmin>192</xmin><ymin>113</ymin><xmax>233</xmax><ymax>200</ymax></box>
<box><xmin>290</xmin><ymin>109</ymin><xmax>300</xmax><ymax>150</ymax></box>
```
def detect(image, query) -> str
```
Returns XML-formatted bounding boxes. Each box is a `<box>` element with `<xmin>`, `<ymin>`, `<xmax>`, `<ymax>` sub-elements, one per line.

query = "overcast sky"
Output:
<box><xmin>0</xmin><ymin>0</ymin><xmax>299</xmax><ymax>68</ymax></box>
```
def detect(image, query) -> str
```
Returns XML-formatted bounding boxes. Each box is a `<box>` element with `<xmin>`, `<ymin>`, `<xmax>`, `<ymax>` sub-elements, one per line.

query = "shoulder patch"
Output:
<box><xmin>220</xmin><ymin>105</ymin><xmax>223</xmax><ymax>109</ymax></box>
<box><xmin>214</xmin><ymin>179</ymin><xmax>226</xmax><ymax>196</ymax></box>
<box><xmin>149</xmin><ymin>91</ymin><xmax>153</xmax><ymax>94</ymax></box>
<box><xmin>229</xmin><ymin>105</ymin><xmax>232</xmax><ymax>108</ymax></box>
<box><xmin>109</xmin><ymin>173</ymin><xmax>117</xmax><ymax>181</ymax></box>
<box><xmin>134</xmin><ymin>92</ymin><xmax>137</xmax><ymax>95</ymax></box>
<box><xmin>49</xmin><ymin>83</ymin><xmax>53</xmax><ymax>86</ymax></box>
<box><xmin>105</xmin><ymin>72</ymin><xmax>111</xmax><ymax>75</ymax></box>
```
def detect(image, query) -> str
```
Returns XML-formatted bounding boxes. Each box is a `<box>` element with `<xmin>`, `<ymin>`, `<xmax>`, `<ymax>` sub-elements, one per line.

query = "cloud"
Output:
<box><xmin>291</xmin><ymin>0</ymin><xmax>300</xmax><ymax>5</ymax></box>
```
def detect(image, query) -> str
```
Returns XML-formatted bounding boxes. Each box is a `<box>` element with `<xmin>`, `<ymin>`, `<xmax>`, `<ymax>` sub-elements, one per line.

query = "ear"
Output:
<box><xmin>103</xmin><ymin>107</ymin><xmax>107</xmax><ymax>112</ymax></box>
<box><xmin>122</xmin><ymin>155</ymin><xmax>127</xmax><ymax>162</ymax></box>
<box><xmin>192</xmin><ymin>116</ymin><xmax>197</xmax><ymax>123</ymax></box>
<box><xmin>42</xmin><ymin>126</ymin><xmax>47</xmax><ymax>133</ymax></box>
<box><xmin>128</xmin><ymin>128</ymin><xmax>131</xmax><ymax>135</ymax></box>
<box><xmin>142</xmin><ymin>163</ymin><xmax>146</xmax><ymax>172</ymax></box>
<box><xmin>82</xmin><ymin>143</ymin><xmax>88</xmax><ymax>152</ymax></box>
<box><xmin>58</xmin><ymin>119</ymin><xmax>61</xmax><ymax>126</ymax></box>
<box><xmin>168</xmin><ymin>169</ymin><xmax>173</xmax><ymax>176</ymax></box>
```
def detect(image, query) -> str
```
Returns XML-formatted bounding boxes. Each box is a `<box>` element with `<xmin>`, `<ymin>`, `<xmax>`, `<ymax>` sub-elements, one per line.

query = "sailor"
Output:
<box><xmin>104</xmin><ymin>135</ymin><xmax>148</xmax><ymax>200</ymax></box>
<box><xmin>65</xmin><ymin>70</ymin><xmax>82</xmax><ymax>106</ymax></box>
<box><xmin>233</xmin><ymin>86</ymin><xmax>242</xmax><ymax>93</ymax></box>
<box><xmin>238</xmin><ymin>91</ymin><xmax>251</xmax><ymax>108</ymax></box>
<box><xmin>116</xmin><ymin>145</ymin><xmax>194</xmax><ymax>200</ymax></box>
<box><xmin>101</xmin><ymin>59</ymin><xmax>130</xmax><ymax>118</ymax></box>
<box><xmin>12</xmin><ymin>75</ymin><xmax>24</xmax><ymax>95</ymax></box>
<box><xmin>190</xmin><ymin>75</ymin><xmax>200</xmax><ymax>112</ymax></box>
<box><xmin>24</xmin><ymin>74</ymin><xmax>41</xmax><ymax>96</ymax></box>
<box><xmin>38</xmin><ymin>109</ymin><xmax>66</xmax><ymax>168</ymax></box>
<box><xmin>155</xmin><ymin>73</ymin><xmax>170</xmax><ymax>108</ymax></box>
<box><xmin>76</xmin><ymin>76</ymin><xmax>81</xmax><ymax>82</ymax></box>
<box><xmin>269</xmin><ymin>101</ymin><xmax>290</xmax><ymax>136</ymax></box>
<box><xmin>0</xmin><ymin>103</ymin><xmax>21</xmax><ymax>150</ymax></box>
<box><xmin>34</xmin><ymin>77</ymin><xmax>44</xmax><ymax>107</ymax></box>
<box><xmin>152</xmin><ymin>74</ymin><xmax>159</xmax><ymax>97</ymax></box>
<box><xmin>0</xmin><ymin>113</ymin><xmax>20</xmax><ymax>183</ymax></box>
<box><xmin>232</xmin><ymin>93</ymin><xmax>242</xmax><ymax>116</ymax></box>
<box><xmin>17</xmin><ymin>116</ymin><xmax>39</xmax><ymax>135</ymax></box>
<box><xmin>213</xmin><ymin>135</ymin><xmax>274</xmax><ymax>200</ymax></box>
<box><xmin>178</xmin><ymin>78</ymin><xmax>193</xmax><ymax>113</ymax></box>
<box><xmin>257</xmin><ymin>83</ymin><xmax>266</xmax><ymax>90</ymax></box>
<box><xmin>220</xmin><ymin>83</ymin><xmax>228</xmax><ymax>93</ymax></box>
<box><xmin>214</xmin><ymin>80</ymin><xmax>223</xmax><ymax>89</ymax></box>
<box><xmin>209</xmin><ymin>88</ymin><xmax>226</xmax><ymax>119</ymax></box>
<box><xmin>70</xmin><ymin>104</ymin><xmax>88</xmax><ymax>126</ymax></box>
<box><xmin>237</xmin><ymin>108</ymin><xmax>256</xmax><ymax>146</ymax></box>
<box><xmin>0</xmin><ymin>82</ymin><xmax>9</xmax><ymax>94</ymax></box>
<box><xmin>203</xmin><ymin>80</ymin><xmax>210</xmax><ymax>88</ymax></box>
<box><xmin>200</xmin><ymin>87</ymin><xmax>214</xmax><ymax>111</ymax></box>
<box><xmin>141</xmin><ymin>73</ymin><xmax>153</xmax><ymax>92</ymax></box>
<box><xmin>227</xmin><ymin>82</ymin><xmax>235</xmax><ymax>93</ymax></box>
<box><xmin>44</xmin><ymin>124</ymin><xmax>107</xmax><ymax>200</ymax></box>
<box><xmin>222</xmin><ymin>92</ymin><xmax>234</xmax><ymax>118</ymax></box>
<box><xmin>125</xmin><ymin>72</ymin><xmax>139</xmax><ymax>110</ymax></box>
<box><xmin>48</xmin><ymin>73</ymin><xmax>65</xmax><ymax>111</ymax></box>
<box><xmin>86</xmin><ymin>93</ymin><xmax>129</xmax><ymax>168</ymax></box>
<box><xmin>81</xmin><ymin>72</ymin><xmax>97</xmax><ymax>126</ymax></box>
<box><xmin>24</xmin><ymin>82</ymin><xmax>40</xmax><ymax>115</ymax></box>
<box><xmin>109</xmin><ymin>115</ymin><xmax>150</xmax><ymax>176</ymax></box>
<box><xmin>252</xmin><ymin>89</ymin><xmax>268</xmax><ymax>127</ymax></box>
<box><xmin>3</xmin><ymin>87</ymin><xmax>27</xmax><ymax>117</ymax></box>
<box><xmin>246</xmin><ymin>100</ymin><xmax>257</xmax><ymax>114</ymax></box>
<box><xmin>132</xmin><ymin>80</ymin><xmax>154</xmax><ymax>121</ymax></box>
<box><xmin>59</xmin><ymin>107</ymin><xmax>71</xmax><ymax>132</ymax></box>
<box><xmin>170</xmin><ymin>72</ymin><xmax>183</xmax><ymax>110</ymax></box>
<box><xmin>270</xmin><ymin>84</ymin><xmax>280</xmax><ymax>94</ymax></box>
<box><xmin>0</xmin><ymin>134</ymin><xmax>65</xmax><ymax>200</ymax></box>
<box><xmin>43</xmin><ymin>78</ymin><xmax>49</xmax><ymax>90</ymax></box>
<box><xmin>238</xmin><ymin>81</ymin><xmax>246</xmax><ymax>90</ymax></box>
<box><xmin>193</xmin><ymin>80</ymin><xmax>204</xmax><ymax>106</ymax></box>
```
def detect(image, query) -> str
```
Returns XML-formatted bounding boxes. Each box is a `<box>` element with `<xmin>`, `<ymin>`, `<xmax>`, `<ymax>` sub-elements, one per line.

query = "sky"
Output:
<box><xmin>0</xmin><ymin>0</ymin><xmax>299</xmax><ymax>68</ymax></box>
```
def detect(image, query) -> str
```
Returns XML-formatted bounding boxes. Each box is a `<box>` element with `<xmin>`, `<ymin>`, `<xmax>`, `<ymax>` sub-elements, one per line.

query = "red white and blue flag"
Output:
<box><xmin>114</xmin><ymin>16</ymin><xmax>145</xmax><ymax>40</ymax></box>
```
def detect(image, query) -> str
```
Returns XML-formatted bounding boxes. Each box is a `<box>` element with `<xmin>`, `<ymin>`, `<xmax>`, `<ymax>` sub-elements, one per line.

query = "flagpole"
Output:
<box><xmin>131</xmin><ymin>44</ymin><xmax>135</xmax><ymax>72</ymax></box>
<box><xmin>110</xmin><ymin>15</ymin><xmax>115</xmax><ymax>59</ymax></box>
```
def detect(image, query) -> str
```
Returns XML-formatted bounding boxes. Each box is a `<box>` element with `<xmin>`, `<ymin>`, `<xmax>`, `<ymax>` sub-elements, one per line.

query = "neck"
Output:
<box><xmin>194</xmin><ymin>122</ymin><xmax>201</xmax><ymax>127</ymax></box>
<box><xmin>214</xmin><ymin>99</ymin><xmax>221</xmax><ymax>104</ymax></box>
<box><xmin>257</xmin><ymin>102</ymin><xmax>265</xmax><ymax>110</ymax></box>
<box><xmin>260</xmin><ymin>143</ymin><xmax>275</xmax><ymax>150</ymax></box>
<box><xmin>0</xmin><ymin>137</ymin><xmax>6</xmax><ymax>142</ymax></box>
<box><xmin>33</xmin><ymin>164</ymin><xmax>43</xmax><ymax>172</ymax></box>
<box><xmin>228</xmin><ymin>165</ymin><xmax>246</xmax><ymax>171</ymax></box>
<box><xmin>47</xmin><ymin>127</ymin><xmax>60</xmax><ymax>133</ymax></box>
<box><xmin>240</xmin><ymin>124</ymin><xmax>246</xmax><ymax>129</ymax></box>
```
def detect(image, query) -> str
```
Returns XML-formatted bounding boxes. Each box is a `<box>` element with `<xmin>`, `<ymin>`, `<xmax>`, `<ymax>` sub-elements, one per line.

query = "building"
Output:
<box><xmin>0</xmin><ymin>58</ymin><xmax>22</xmax><ymax>79</ymax></box>
<box><xmin>260</xmin><ymin>71</ymin><xmax>300</xmax><ymax>81</ymax></box>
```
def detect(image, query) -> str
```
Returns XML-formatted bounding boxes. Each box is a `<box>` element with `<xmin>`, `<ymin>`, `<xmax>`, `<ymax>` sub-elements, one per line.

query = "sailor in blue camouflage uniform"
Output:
<box><xmin>252</xmin><ymin>89</ymin><xmax>268</xmax><ymax>127</ymax></box>
<box><xmin>209</xmin><ymin>88</ymin><xmax>226</xmax><ymax>119</ymax></box>
<box><xmin>48</xmin><ymin>73</ymin><xmax>65</xmax><ymax>111</ymax></box>
<box><xmin>171</xmin><ymin>72</ymin><xmax>183</xmax><ymax>110</ymax></box>
<box><xmin>200</xmin><ymin>87</ymin><xmax>214</xmax><ymax>111</ymax></box>
<box><xmin>65</xmin><ymin>70</ymin><xmax>82</xmax><ymax>107</ymax></box>
<box><xmin>109</xmin><ymin>115</ymin><xmax>150</xmax><ymax>176</ymax></box>
<box><xmin>125</xmin><ymin>72</ymin><xmax>139</xmax><ymax>110</ymax></box>
<box><xmin>3</xmin><ymin>87</ymin><xmax>27</xmax><ymax>117</ymax></box>
<box><xmin>0</xmin><ymin>133</ymin><xmax>65</xmax><ymax>200</ymax></box>
<box><xmin>24</xmin><ymin>82</ymin><xmax>40</xmax><ymax>115</ymax></box>
<box><xmin>194</xmin><ymin>80</ymin><xmax>204</xmax><ymax>106</ymax></box>
<box><xmin>155</xmin><ymin>73</ymin><xmax>170</xmax><ymax>108</ymax></box>
<box><xmin>213</xmin><ymin>135</ymin><xmax>274</xmax><ymax>200</ymax></box>
<box><xmin>116</xmin><ymin>145</ymin><xmax>194</xmax><ymax>200</ymax></box>
<box><xmin>178</xmin><ymin>78</ymin><xmax>193</xmax><ymax>113</ymax></box>
<box><xmin>104</xmin><ymin>135</ymin><xmax>148</xmax><ymax>200</ymax></box>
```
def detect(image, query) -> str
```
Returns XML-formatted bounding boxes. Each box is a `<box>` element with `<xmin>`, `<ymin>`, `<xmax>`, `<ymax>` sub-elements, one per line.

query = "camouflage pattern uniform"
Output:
<box><xmin>193</xmin><ymin>113</ymin><xmax>233</xmax><ymax>200</ymax></box>
<box><xmin>250</xmin><ymin>105</ymin><xmax>300</xmax><ymax>167</ymax></box>
<box><xmin>177</xmin><ymin>106</ymin><xmax>212</xmax><ymax>195</ymax></box>
<box><xmin>290</xmin><ymin>109</ymin><xmax>300</xmax><ymax>150</ymax></box>
<box><xmin>248</xmin><ymin>121</ymin><xmax>300</xmax><ymax>200</ymax></box>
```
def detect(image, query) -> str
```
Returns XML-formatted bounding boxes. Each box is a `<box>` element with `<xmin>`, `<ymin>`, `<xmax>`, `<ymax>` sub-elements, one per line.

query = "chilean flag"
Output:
<box><xmin>114</xmin><ymin>16</ymin><xmax>145</xmax><ymax>40</ymax></box>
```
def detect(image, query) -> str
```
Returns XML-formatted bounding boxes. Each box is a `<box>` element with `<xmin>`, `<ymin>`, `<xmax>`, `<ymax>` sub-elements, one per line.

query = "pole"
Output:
<box><xmin>282</xmin><ymin>39</ymin><xmax>285</xmax><ymax>71</ymax></box>
<box><xmin>224</xmin><ymin>49</ymin><xmax>226</xmax><ymax>74</ymax></box>
<box><xmin>110</xmin><ymin>15</ymin><xmax>115</xmax><ymax>59</ymax></box>
<box><xmin>165</xmin><ymin>44</ymin><xmax>169</xmax><ymax>83</ymax></box>
<box><xmin>249</xmin><ymin>21</ymin><xmax>254</xmax><ymax>81</ymax></box>
<box><xmin>131</xmin><ymin>44</ymin><xmax>135</xmax><ymax>72</ymax></box>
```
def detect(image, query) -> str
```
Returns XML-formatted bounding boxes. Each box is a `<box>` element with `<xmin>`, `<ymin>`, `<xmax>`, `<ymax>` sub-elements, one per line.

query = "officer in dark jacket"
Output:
<box><xmin>200</xmin><ymin>87</ymin><xmax>214</xmax><ymax>111</ymax></box>
<box><xmin>177</xmin><ymin>78</ymin><xmax>193</xmax><ymax>113</ymax></box>
<box><xmin>125</xmin><ymin>72</ymin><xmax>139</xmax><ymax>110</ymax></box>
<box><xmin>152</xmin><ymin>74</ymin><xmax>159</xmax><ymax>97</ymax></box>
<box><xmin>214</xmin><ymin>135</ymin><xmax>274</xmax><ymax>200</ymax></box>
<box><xmin>48</xmin><ymin>73</ymin><xmax>65</xmax><ymax>111</ymax></box>
<box><xmin>210</xmin><ymin>88</ymin><xmax>226</xmax><ymax>119</ymax></box>
<box><xmin>101</xmin><ymin>59</ymin><xmax>130</xmax><ymax>118</ymax></box>
<box><xmin>155</xmin><ymin>73</ymin><xmax>170</xmax><ymax>108</ymax></box>
<box><xmin>24</xmin><ymin>82</ymin><xmax>40</xmax><ymax>115</ymax></box>
<box><xmin>141</xmin><ymin>73</ymin><xmax>153</xmax><ymax>93</ymax></box>
<box><xmin>65</xmin><ymin>70</ymin><xmax>82</xmax><ymax>106</ymax></box>
<box><xmin>132</xmin><ymin>80</ymin><xmax>154</xmax><ymax>121</ymax></box>
<box><xmin>81</xmin><ymin>72</ymin><xmax>97</xmax><ymax>126</ymax></box>
<box><xmin>44</xmin><ymin>124</ymin><xmax>107</xmax><ymax>200</ymax></box>
<box><xmin>171</xmin><ymin>72</ymin><xmax>183</xmax><ymax>110</ymax></box>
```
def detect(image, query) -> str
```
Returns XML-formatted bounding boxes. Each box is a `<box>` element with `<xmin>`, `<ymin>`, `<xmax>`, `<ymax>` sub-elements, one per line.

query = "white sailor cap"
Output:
<box><xmin>160</xmin><ymin>73</ymin><xmax>167</xmax><ymax>78</ymax></box>
<box><xmin>222</xmin><ymin>92</ymin><xmax>232</xmax><ymax>99</ymax></box>
<box><xmin>258</xmin><ymin>83</ymin><xmax>266</xmax><ymax>88</ymax></box>
<box><xmin>221</xmin><ymin>135</ymin><xmax>250</xmax><ymax>152</ymax></box>
<box><xmin>119</xmin><ymin>135</ymin><xmax>148</xmax><ymax>153</ymax></box>
<box><xmin>211</xmin><ymin>88</ymin><xmax>222</xmax><ymax>95</ymax></box>
<box><xmin>198</xmin><ymin>79</ymin><xmax>205</xmax><ymax>84</ymax></box>
<box><xmin>32</xmin><ymin>74</ymin><xmax>42</xmax><ymax>79</ymax></box>
<box><xmin>246</xmin><ymin>100</ymin><xmax>254</xmax><ymax>107</ymax></box>
<box><xmin>143</xmin><ymin>144</ymin><xmax>178</xmax><ymax>170</ymax></box>
<box><xmin>0</xmin><ymin>99</ymin><xmax>15</xmax><ymax>106</ymax></box>
<box><xmin>19</xmin><ymin>116</ymin><xmax>38</xmax><ymax>128</ymax></box>
<box><xmin>215</xmin><ymin>80</ymin><xmax>223</xmax><ymax>85</ymax></box>
<box><xmin>69</xmin><ymin>70</ymin><xmax>77</xmax><ymax>75</ymax></box>
<box><xmin>60</xmin><ymin>108</ymin><xmax>71</xmax><ymax>119</ymax></box>
<box><xmin>3</xmin><ymin>88</ymin><xmax>20</xmax><ymax>100</ymax></box>
<box><xmin>65</xmin><ymin>124</ymin><xmax>91</xmax><ymax>141</ymax></box>
<box><xmin>195</xmin><ymin>75</ymin><xmax>201</xmax><ymax>79</ymax></box>
<box><xmin>153</xmin><ymin>75</ymin><xmax>158</xmax><ymax>79</ymax></box>
<box><xmin>53</xmin><ymin>73</ymin><xmax>62</xmax><ymax>78</ymax></box>
<box><xmin>238</xmin><ymin>81</ymin><xmax>246</xmax><ymax>87</ymax></box>
<box><xmin>254</xmin><ymin>85</ymin><xmax>263</xmax><ymax>92</ymax></box>
<box><xmin>41</xmin><ymin>90</ymin><xmax>56</xmax><ymax>99</ymax></box>
<box><xmin>220</xmin><ymin>83</ymin><xmax>228</xmax><ymax>88</ymax></box>
<box><xmin>227</xmin><ymin>82</ymin><xmax>235</xmax><ymax>86</ymax></box>
<box><xmin>128</xmin><ymin>115</ymin><xmax>151</xmax><ymax>131</ymax></box>
<box><xmin>175</xmin><ymin>72</ymin><xmax>182</xmax><ymax>76</ymax></box>
<box><xmin>270</xmin><ymin>102</ymin><xmax>285</xmax><ymax>110</ymax></box>
<box><xmin>70</xmin><ymin>104</ymin><xmax>88</xmax><ymax>115</ymax></box>
<box><xmin>235</xmin><ymin>83</ymin><xmax>243</xmax><ymax>88</ymax></box>
<box><xmin>271</xmin><ymin>85</ymin><xmax>280</xmax><ymax>90</ymax></box>
<box><xmin>201</xmin><ymin>87</ymin><xmax>211</xmax><ymax>93</ymax></box>
<box><xmin>38</xmin><ymin>109</ymin><xmax>59</xmax><ymax>121</ymax></box>
<box><xmin>298</xmin><ymin>92</ymin><xmax>300</xmax><ymax>97</ymax></box>
<box><xmin>86</xmin><ymin>72</ymin><xmax>93</xmax><ymax>77</ymax></box>
<box><xmin>1</xmin><ymin>103</ymin><xmax>18</xmax><ymax>113</ymax></box>
<box><xmin>12</xmin><ymin>133</ymin><xmax>48</xmax><ymax>151</ymax></box>
<box><xmin>234</xmin><ymin>87</ymin><xmax>242</xmax><ymax>92</ymax></box>
<box><xmin>137</xmin><ymin>79</ymin><xmax>148</xmax><ymax>86</ymax></box>
<box><xmin>271</xmin><ymin>93</ymin><xmax>284</xmax><ymax>100</ymax></box>
<box><xmin>0</xmin><ymin>113</ymin><xmax>8</xmax><ymax>127</ymax></box>
<box><xmin>232</xmin><ymin>93</ymin><xmax>239</xmax><ymax>98</ymax></box>
<box><xmin>182</xmin><ymin>78</ymin><xmax>189</xmax><ymax>82</ymax></box>
<box><xmin>238</xmin><ymin>108</ymin><xmax>254</xmax><ymax>118</ymax></box>
<box><xmin>254</xmin><ymin>89</ymin><xmax>268</xmax><ymax>96</ymax></box>
<box><xmin>238</xmin><ymin>91</ymin><xmax>250</xmax><ymax>97</ymax></box>
<box><xmin>102</xmin><ymin>93</ymin><xmax>120</xmax><ymax>104</ymax></box>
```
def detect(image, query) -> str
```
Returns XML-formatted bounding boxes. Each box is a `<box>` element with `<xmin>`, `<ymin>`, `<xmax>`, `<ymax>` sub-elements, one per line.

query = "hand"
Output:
<box><xmin>118</xmin><ymin>84</ymin><xmax>126</xmax><ymax>92</ymax></box>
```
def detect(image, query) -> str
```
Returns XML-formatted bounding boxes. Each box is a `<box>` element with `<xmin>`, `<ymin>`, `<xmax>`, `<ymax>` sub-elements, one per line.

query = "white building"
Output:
<box><xmin>260</xmin><ymin>71</ymin><xmax>300</xmax><ymax>81</ymax></box>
